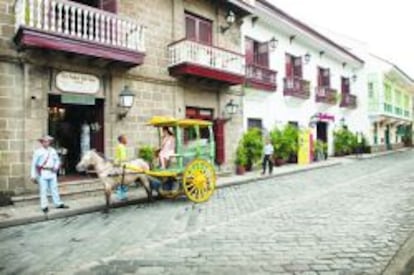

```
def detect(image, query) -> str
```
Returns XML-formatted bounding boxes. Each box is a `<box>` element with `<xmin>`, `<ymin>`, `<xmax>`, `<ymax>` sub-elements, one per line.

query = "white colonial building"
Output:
<box><xmin>241</xmin><ymin>0</ymin><xmax>370</xmax><ymax>156</ymax></box>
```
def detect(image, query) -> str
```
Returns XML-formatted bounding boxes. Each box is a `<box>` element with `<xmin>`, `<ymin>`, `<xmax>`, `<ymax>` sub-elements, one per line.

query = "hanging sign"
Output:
<box><xmin>56</xmin><ymin>71</ymin><xmax>100</xmax><ymax>94</ymax></box>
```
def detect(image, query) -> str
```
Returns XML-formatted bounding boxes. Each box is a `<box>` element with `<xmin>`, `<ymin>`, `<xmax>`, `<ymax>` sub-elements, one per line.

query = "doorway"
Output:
<box><xmin>316</xmin><ymin>121</ymin><xmax>328</xmax><ymax>143</ymax></box>
<box><xmin>48</xmin><ymin>95</ymin><xmax>104</xmax><ymax>176</ymax></box>
<box><xmin>385</xmin><ymin>125</ymin><xmax>391</xmax><ymax>150</ymax></box>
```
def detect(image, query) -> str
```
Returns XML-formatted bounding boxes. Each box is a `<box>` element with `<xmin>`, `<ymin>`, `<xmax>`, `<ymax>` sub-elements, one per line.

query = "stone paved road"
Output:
<box><xmin>1</xmin><ymin>151</ymin><xmax>414</xmax><ymax>274</ymax></box>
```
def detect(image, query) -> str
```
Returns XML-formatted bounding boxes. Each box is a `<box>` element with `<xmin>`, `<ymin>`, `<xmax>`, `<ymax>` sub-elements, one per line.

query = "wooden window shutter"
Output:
<box><xmin>323</xmin><ymin>69</ymin><xmax>330</xmax><ymax>87</ymax></box>
<box><xmin>100</xmin><ymin>0</ymin><xmax>118</xmax><ymax>13</ymax></box>
<box><xmin>293</xmin><ymin>56</ymin><xmax>303</xmax><ymax>78</ymax></box>
<box><xmin>285</xmin><ymin>54</ymin><xmax>293</xmax><ymax>78</ymax></box>
<box><xmin>257</xmin><ymin>42</ymin><xmax>269</xmax><ymax>67</ymax></box>
<box><xmin>198</xmin><ymin>20</ymin><xmax>212</xmax><ymax>45</ymax></box>
<box><xmin>213</xmin><ymin>119</ymin><xmax>226</xmax><ymax>166</ymax></box>
<box><xmin>342</xmin><ymin>77</ymin><xmax>350</xmax><ymax>93</ymax></box>
<box><xmin>245</xmin><ymin>37</ymin><xmax>254</xmax><ymax>64</ymax></box>
<box><xmin>185</xmin><ymin>15</ymin><xmax>197</xmax><ymax>40</ymax></box>
<box><xmin>317</xmin><ymin>68</ymin><xmax>323</xmax><ymax>86</ymax></box>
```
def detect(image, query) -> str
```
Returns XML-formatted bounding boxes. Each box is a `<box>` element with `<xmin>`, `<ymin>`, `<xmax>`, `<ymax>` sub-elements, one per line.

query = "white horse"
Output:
<box><xmin>76</xmin><ymin>150</ymin><xmax>153</xmax><ymax>212</ymax></box>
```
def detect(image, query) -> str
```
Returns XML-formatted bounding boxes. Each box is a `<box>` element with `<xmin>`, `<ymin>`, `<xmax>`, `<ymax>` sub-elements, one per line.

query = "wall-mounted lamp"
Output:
<box><xmin>220</xmin><ymin>10</ymin><xmax>236</xmax><ymax>33</ymax></box>
<box><xmin>339</xmin><ymin>117</ymin><xmax>346</xmax><ymax>128</ymax></box>
<box><xmin>269</xmin><ymin>36</ymin><xmax>278</xmax><ymax>51</ymax></box>
<box><xmin>304</xmin><ymin>52</ymin><xmax>311</xmax><ymax>64</ymax></box>
<box><xmin>351</xmin><ymin>74</ymin><xmax>357</xmax><ymax>82</ymax></box>
<box><xmin>319</xmin><ymin>51</ymin><xmax>325</xmax><ymax>58</ymax></box>
<box><xmin>308</xmin><ymin>113</ymin><xmax>318</xmax><ymax>127</ymax></box>
<box><xmin>118</xmin><ymin>85</ymin><xmax>135</xmax><ymax>120</ymax></box>
<box><xmin>223</xmin><ymin>99</ymin><xmax>239</xmax><ymax>121</ymax></box>
<box><xmin>289</xmin><ymin>35</ymin><xmax>296</xmax><ymax>44</ymax></box>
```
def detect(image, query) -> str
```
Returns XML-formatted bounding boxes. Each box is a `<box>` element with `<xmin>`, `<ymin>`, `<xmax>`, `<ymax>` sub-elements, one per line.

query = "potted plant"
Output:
<box><xmin>314</xmin><ymin>140</ymin><xmax>327</xmax><ymax>161</ymax></box>
<box><xmin>270</xmin><ymin>127</ymin><xmax>290</xmax><ymax>166</ymax></box>
<box><xmin>240</xmin><ymin>128</ymin><xmax>263</xmax><ymax>171</ymax></box>
<box><xmin>235</xmin><ymin>143</ymin><xmax>247</xmax><ymax>175</ymax></box>
<box><xmin>284</xmin><ymin>124</ymin><xmax>299</xmax><ymax>163</ymax></box>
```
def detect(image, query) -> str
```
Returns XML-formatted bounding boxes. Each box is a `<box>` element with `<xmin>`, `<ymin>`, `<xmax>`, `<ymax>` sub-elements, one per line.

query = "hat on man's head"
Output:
<box><xmin>38</xmin><ymin>135</ymin><xmax>54</xmax><ymax>142</ymax></box>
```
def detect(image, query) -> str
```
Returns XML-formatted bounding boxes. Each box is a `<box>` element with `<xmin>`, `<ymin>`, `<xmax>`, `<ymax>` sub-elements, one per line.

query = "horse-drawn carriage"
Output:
<box><xmin>144</xmin><ymin>116</ymin><xmax>216</xmax><ymax>203</ymax></box>
<box><xmin>76</xmin><ymin>116</ymin><xmax>217</xmax><ymax>210</ymax></box>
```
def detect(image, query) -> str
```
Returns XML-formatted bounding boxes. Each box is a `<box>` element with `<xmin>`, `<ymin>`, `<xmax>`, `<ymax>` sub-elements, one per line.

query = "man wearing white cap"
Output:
<box><xmin>31</xmin><ymin>135</ymin><xmax>69</xmax><ymax>213</ymax></box>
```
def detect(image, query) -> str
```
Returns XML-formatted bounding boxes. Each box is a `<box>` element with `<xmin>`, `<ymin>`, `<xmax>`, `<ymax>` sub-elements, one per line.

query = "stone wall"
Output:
<box><xmin>0</xmin><ymin>0</ymin><xmax>245</xmax><ymax>193</ymax></box>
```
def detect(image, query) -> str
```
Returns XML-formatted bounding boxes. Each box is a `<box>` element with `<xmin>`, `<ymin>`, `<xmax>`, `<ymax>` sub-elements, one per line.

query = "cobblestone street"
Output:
<box><xmin>1</xmin><ymin>152</ymin><xmax>414</xmax><ymax>274</ymax></box>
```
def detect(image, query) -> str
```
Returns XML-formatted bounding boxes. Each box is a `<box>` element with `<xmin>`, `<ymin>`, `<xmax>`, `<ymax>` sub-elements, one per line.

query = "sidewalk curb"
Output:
<box><xmin>0</xmin><ymin>197</ymin><xmax>150</xmax><ymax>229</ymax></box>
<box><xmin>382</xmin><ymin>229</ymin><xmax>414</xmax><ymax>275</ymax></box>
<box><xmin>0</xmin><ymin>148</ymin><xmax>410</xmax><ymax>229</ymax></box>
<box><xmin>216</xmin><ymin>161</ymin><xmax>342</xmax><ymax>190</ymax></box>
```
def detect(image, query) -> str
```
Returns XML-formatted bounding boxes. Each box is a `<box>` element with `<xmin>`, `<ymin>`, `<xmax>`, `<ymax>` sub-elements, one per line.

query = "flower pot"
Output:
<box><xmin>245</xmin><ymin>162</ymin><xmax>253</xmax><ymax>171</ymax></box>
<box><xmin>274</xmin><ymin>158</ymin><xmax>286</xmax><ymax>166</ymax></box>
<box><xmin>236</xmin><ymin>165</ymin><xmax>245</xmax><ymax>175</ymax></box>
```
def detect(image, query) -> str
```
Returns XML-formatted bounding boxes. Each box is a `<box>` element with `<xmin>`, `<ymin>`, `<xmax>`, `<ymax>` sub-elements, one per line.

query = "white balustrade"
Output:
<box><xmin>168</xmin><ymin>40</ymin><xmax>245</xmax><ymax>76</ymax></box>
<box><xmin>43</xmin><ymin>0</ymin><xmax>49</xmax><ymax>30</ymax></box>
<box><xmin>14</xmin><ymin>0</ymin><xmax>145</xmax><ymax>52</ymax></box>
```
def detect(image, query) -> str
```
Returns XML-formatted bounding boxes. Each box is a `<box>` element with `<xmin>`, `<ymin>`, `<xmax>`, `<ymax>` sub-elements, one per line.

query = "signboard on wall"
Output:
<box><xmin>61</xmin><ymin>94</ymin><xmax>95</xmax><ymax>105</ymax></box>
<box><xmin>56</xmin><ymin>71</ymin><xmax>100</xmax><ymax>94</ymax></box>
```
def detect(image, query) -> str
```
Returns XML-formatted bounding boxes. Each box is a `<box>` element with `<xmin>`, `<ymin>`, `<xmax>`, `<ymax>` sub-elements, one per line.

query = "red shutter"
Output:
<box><xmin>257</xmin><ymin>42</ymin><xmax>269</xmax><ymax>67</ymax></box>
<box><xmin>213</xmin><ymin>119</ymin><xmax>225</xmax><ymax>166</ymax></box>
<box><xmin>293</xmin><ymin>56</ymin><xmax>302</xmax><ymax>78</ymax></box>
<box><xmin>100</xmin><ymin>0</ymin><xmax>117</xmax><ymax>13</ymax></box>
<box><xmin>324</xmin><ymin>69</ymin><xmax>330</xmax><ymax>87</ymax></box>
<box><xmin>341</xmin><ymin>77</ymin><xmax>350</xmax><ymax>93</ymax></box>
<box><xmin>245</xmin><ymin>38</ymin><xmax>254</xmax><ymax>64</ymax></box>
<box><xmin>317</xmin><ymin>68</ymin><xmax>323</xmax><ymax>86</ymax></box>
<box><xmin>198</xmin><ymin>20</ymin><xmax>212</xmax><ymax>45</ymax></box>
<box><xmin>185</xmin><ymin>15</ymin><xmax>196</xmax><ymax>40</ymax></box>
<box><xmin>285</xmin><ymin>54</ymin><xmax>293</xmax><ymax>78</ymax></box>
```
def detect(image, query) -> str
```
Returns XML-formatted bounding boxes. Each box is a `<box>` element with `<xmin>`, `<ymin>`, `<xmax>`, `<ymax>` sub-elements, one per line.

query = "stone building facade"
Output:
<box><xmin>0</xmin><ymin>0</ymin><xmax>252</xmax><ymax>194</ymax></box>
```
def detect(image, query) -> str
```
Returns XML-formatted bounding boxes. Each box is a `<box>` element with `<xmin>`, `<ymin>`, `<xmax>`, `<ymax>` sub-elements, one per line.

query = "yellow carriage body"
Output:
<box><xmin>143</xmin><ymin>116</ymin><xmax>216</xmax><ymax>203</ymax></box>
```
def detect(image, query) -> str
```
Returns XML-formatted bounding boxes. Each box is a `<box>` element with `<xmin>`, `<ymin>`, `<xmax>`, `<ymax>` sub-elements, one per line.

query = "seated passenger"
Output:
<box><xmin>159</xmin><ymin>127</ymin><xmax>175</xmax><ymax>169</ymax></box>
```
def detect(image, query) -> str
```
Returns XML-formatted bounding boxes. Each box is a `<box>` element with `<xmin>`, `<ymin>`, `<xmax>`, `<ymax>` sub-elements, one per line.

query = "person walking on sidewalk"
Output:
<box><xmin>356</xmin><ymin>132</ymin><xmax>363</xmax><ymax>158</ymax></box>
<box><xmin>114</xmin><ymin>134</ymin><xmax>129</xmax><ymax>200</ymax></box>
<box><xmin>30</xmin><ymin>135</ymin><xmax>69</xmax><ymax>214</ymax></box>
<box><xmin>262</xmin><ymin>138</ymin><xmax>274</xmax><ymax>175</ymax></box>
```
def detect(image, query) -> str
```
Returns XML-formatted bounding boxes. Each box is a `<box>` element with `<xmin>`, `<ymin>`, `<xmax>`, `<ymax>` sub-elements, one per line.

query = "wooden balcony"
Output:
<box><xmin>168</xmin><ymin>39</ymin><xmax>245</xmax><ymax>86</ymax></box>
<box><xmin>14</xmin><ymin>0</ymin><xmax>145</xmax><ymax>67</ymax></box>
<box><xmin>315</xmin><ymin>86</ymin><xmax>338</xmax><ymax>105</ymax></box>
<box><xmin>246</xmin><ymin>64</ymin><xmax>277</xmax><ymax>91</ymax></box>
<box><xmin>283</xmin><ymin>77</ymin><xmax>310</xmax><ymax>99</ymax></box>
<box><xmin>340</xmin><ymin>93</ymin><xmax>357</xmax><ymax>109</ymax></box>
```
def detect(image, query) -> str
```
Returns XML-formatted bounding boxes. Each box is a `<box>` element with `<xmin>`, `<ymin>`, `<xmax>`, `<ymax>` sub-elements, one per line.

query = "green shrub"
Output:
<box><xmin>138</xmin><ymin>145</ymin><xmax>155</xmax><ymax>164</ymax></box>
<box><xmin>314</xmin><ymin>140</ymin><xmax>328</xmax><ymax>160</ymax></box>
<box><xmin>269</xmin><ymin>125</ymin><xmax>298</xmax><ymax>161</ymax></box>
<box><xmin>334</xmin><ymin>128</ymin><xmax>357</xmax><ymax>156</ymax></box>
<box><xmin>235</xmin><ymin>142</ymin><xmax>247</xmax><ymax>166</ymax></box>
<box><xmin>241</xmin><ymin>128</ymin><xmax>263</xmax><ymax>167</ymax></box>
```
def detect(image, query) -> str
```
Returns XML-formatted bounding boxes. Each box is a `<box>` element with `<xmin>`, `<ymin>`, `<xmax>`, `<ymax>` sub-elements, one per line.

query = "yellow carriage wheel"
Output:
<box><xmin>182</xmin><ymin>159</ymin><xmax>216</xmax><ymax>203</ymax></box>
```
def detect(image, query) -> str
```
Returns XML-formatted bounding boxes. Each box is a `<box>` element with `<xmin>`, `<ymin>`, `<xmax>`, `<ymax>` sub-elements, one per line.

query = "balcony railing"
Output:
<box><xmin>168</xmin><ymin>39</ymin><xmax>245</xmax><ymax>76</ymax></box>
<box><xmin>340</xmin><ymin>93</ymin><xmax>357</xmax><ymax>109</ymax></box>
<box><xmin>315</xmin><ymin>86</ymin><xmax>338</xmax><ymax>105</ymax></box>
<box><xmin>246</xmin><ymin>64</ymin><xmax>277</xmax><ymax>91</ymax></box>
<box><xmin>283</xmin><ymin>77</ymin><xmax>310</xmax><ymax>99</ymax></box>
<box><xmin>15</xmin><ymin>0</ymin><xmax>145</xmax><ymax>52</ymax></box>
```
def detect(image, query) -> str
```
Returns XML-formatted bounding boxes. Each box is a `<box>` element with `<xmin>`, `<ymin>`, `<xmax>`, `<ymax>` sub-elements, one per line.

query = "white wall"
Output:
<box><xmin>241</xmin><ymin>18</ymin><xmax>371</xmax><ymax>155</ymax></box>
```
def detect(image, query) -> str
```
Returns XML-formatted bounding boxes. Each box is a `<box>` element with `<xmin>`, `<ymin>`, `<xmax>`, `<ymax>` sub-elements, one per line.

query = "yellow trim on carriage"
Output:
<box><xmin>147</xmin><ymin>116</ymin><xmax>212</xmax><ymax>128</ymax></box>
<box><xmin>177</xmin><ymin>119</ymin><xmax>212</xmax><ymax>127</ymax></box>
<box><xmin>144</xmin><ymin>170</ymin><xmax>178</xmax><ymax>177</ymax></box>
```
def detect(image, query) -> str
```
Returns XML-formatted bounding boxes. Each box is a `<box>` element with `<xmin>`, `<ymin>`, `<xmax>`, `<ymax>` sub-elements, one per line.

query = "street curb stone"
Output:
<box><xmin>381</xmin><ymin>228</ymin><xmax>414</xmax><ymax>275</ymax></box>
